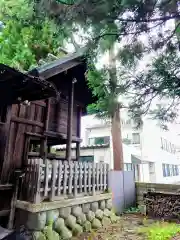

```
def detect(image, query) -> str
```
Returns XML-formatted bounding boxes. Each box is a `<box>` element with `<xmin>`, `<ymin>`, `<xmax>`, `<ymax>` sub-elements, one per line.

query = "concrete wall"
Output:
<box><xmin>136</xmin><ymin>182</ymin><xmax>180</xmax><ymax>206</ymax></box>
<box><xmin>80</xmin><ymin>147</ymin><xmax>112</xmax><ymax>166</ymax></box>
<box><xmin>56</xmin><ymin>147</ymin><xmax>112</xmax><ymax>166</ymax></box>
<box><xmin>141</xmin><ymin>119</ymin><xmax>180</xmax><ymax>184</ymax></box>
<box><xmin>139</xmin><ymin>164</ymin><xmax>150</xmax><ymax>182</ymax></box>
<box><xmin>56</xmin><ymin>144</ymin><xmax>141</xmax><ymax>170</ymax></box>
<box><xmin>81</xmin><ymin>113</ymin><xmax>180</xmax><ymax>184</ymax></box>
<box><xmin>79</xmin><ymin>145</ymin><xmax>140</xmax><ymax>170</ymax></box>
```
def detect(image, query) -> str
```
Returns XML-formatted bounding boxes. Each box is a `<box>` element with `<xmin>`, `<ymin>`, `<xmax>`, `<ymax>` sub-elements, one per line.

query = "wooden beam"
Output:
<box><xmin>0</xmin><ymin>210</ymin><xmax>10</xmax><ymax>217</ymax></box>
<box><xmin>8</xmin><ymin>171</ymin><xmax>22</xmax><ymax>229</ymax></box>
<box><xmin>40</xmin><ymin>98</ymin><xmax>50</xmax><ymax>164</ymax></box>
<box><xmin>23</xmin><ymin>136</ymin><xmax>30</xmax><ymax>167</ymax></box>
<box><xmin>0</xmin><ymin>105</ymin><xmax>12</xmax><ymax>183</ymax></box>
<box><xmin>44</xmin><ymin>131</ymin><xmax>82</xmax><ymax>143</ymax></box>
<box><xmin>11</xmin><ymin>117</ymin><xmax>44</xmax><ymax>128</ymax></box>
<box><xmin>34</xmin><ymin>101</ymin><xmax>46</xmax><ymax>107</ymax></box>
<box><xmin>66</xmin><ymin>79</ymin><xmax>76</xmax><ymax>162</ymax></box>
<box><xmin>45</xmin><ymin>99</ymin><xmax>50</xmax><ymax>131</ymax></box>
<box><xmin>47</xmin><ymin>145</ymin><xmax>51</xmax><ymax>153</ymax></box>
<box><xmin>25</xmin><ymin>132</ymin><xmax>44</xmax><ymax>138</ymax></box>
<box><xmin>28</xmin><ymin>152</ymin><xmax>40</xmax><ymax>157</ymax></box>
<box><xmin>12</xmin><ymin>105</ymin><xmax>27</xmax><ymax>174</ymax></box>
<box><xmin>0</xmin><ymin>184</ymin><xmax>13</xmax><ymax>190</ymax></box>
<box><xmin>76</xmin><ymin>143</ymin><xmax>80</xmax><ymax>161</ymax></box>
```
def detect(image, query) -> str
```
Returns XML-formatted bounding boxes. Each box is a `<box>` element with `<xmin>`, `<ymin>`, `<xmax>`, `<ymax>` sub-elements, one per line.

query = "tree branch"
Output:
<box><xmin>55</xmin><ymin>0</ymin><xmax>75</xmax><ymax>5</ymax></box>
<box><xmin>116</xmin><ymin>13</ymin><xmax>180</xmax><ymax>23</ymax></box>
<box><xmin>94</xmin><ymin>21</ymin><xmax>165</xmax><ymax>41</ymax></box>
<box><xmin>70</xmin><ymin>35</ymin><xmax>80</xmax><ymax>50</ymax></box>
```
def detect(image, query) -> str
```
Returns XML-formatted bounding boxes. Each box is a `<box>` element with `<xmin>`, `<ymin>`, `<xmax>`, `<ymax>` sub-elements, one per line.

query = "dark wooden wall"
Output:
<box><xmin>0</xmin><ymin>101</ymin><xmax>46</xmax><ymax>182</ymax></box>
<box><xmin>0</xmin><ymin>97</ymin><xmax>81</xmax><ymax>183</ymax></box>
<box><xmin>48</xmin><ymin>98</ymin><xmax>79</xmax><ymax>137</ymax></box>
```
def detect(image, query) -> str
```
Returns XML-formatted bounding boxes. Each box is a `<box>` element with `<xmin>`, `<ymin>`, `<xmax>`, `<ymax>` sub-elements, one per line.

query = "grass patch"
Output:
<box><xmin>139</xmin><ymin>222</ymin><xmax>180</xmax><ymax>240</ymax></box>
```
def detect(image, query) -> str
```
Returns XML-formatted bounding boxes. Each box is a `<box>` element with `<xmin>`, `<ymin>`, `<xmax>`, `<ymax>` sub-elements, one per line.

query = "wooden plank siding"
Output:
<box><xmin>0</xmin><ymin>101</ymin><xmax>46</xmax><ymax>183</ymax></box>
<box><xmin>49</xmin><ymin>98</ymin><xmax>79</xmax><ymax>137</ymax></box>
<box><xmin>0</xmin><ymin>94</ymin><xmax>81</xmax><ymax>183</ymax></box>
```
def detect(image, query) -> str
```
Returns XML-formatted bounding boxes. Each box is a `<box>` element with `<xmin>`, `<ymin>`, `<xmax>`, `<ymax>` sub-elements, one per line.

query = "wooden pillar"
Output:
<box><xmin>1</xmin><ymin>105</ymin><xmax>12</xmax><ymax>183</ymax></box>
<box><xmin>41</xmin><ymin>99</ymin><xmax>51</xmax><ymax>160</ymax></box>
<box><xmin>47</xmin><ymin>145</ymin><xmax>51</xmax><ymax>154</ymax></box>
<box><xmin>76</xmin><ymin>107</ymin><xmax>81</xmax><ymax>161</ymax></box>
<box><xmin>45</xmin><ymin>99</ymin><xmax>50</xmax><ymax>133</ymax></box>
<box><xmin>76</xmin><ymin>143</ymin><xmax>80</xmax><ymax>161</ymax></box>
<box><xmin>66</xmin><ymin>78</ymin><xmax>76</xmax><ymax>162</ymax></box>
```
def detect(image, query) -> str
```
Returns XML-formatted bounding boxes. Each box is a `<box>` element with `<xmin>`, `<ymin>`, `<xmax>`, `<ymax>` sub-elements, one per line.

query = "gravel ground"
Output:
<box><xmin>73</xmin><ymin>214</ymin><xmax>153</xmax><ymax>240</ymax></box>
<box><xmin>73</xmin><ymin>214</ymin><xmax>180</xmax><ymax>240</ymax></box>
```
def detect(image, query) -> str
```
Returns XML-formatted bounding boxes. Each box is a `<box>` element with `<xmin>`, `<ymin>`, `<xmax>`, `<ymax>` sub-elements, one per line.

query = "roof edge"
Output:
<box><xmin>34</xmin><ymin>47</ymin><xmax>87</xmax><ymax>79</ymax></box>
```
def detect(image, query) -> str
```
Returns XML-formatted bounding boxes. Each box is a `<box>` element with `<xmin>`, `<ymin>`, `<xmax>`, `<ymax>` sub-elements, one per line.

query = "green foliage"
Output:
<box><xmin>124</xmin><ymin>207</ymin><xmax>140</xmax><ymax>214</ymax></box>
<box><xmin>127</xmin><ymin>49</ymin><xmax>180</xmax><ymax>127</ymax></box>
<box><xmin>98</xmin><ymin>23</ymin><xmax>119</xmax><ymax>53</ymax></box>
<box><xmin>86</xmin><ymin>62</ymin><xmax>128</xmax><ymax>119</ymax></box>
<box><xmin>0</xmin><ymin>0</ymin><xmax>67</xmax><ymax>71</ymax></box>
<box><xmin>86</xmin><ymin>67</ymin><xmax>113</xmax><ymax>118</ymax></box>
<box><xmin>39</xmin><ymin>0</ymin><xmax>180</xmax><ymax>124</ymax></box>
<box><xmin>55</xmin><ymin>0</ymin><xmax>76</xmax><ymax>4</ymax></box>
<box><xmin>139</xmin><ymin>222</ymin><xmax>180</xmax><ymax>240</ymax></box>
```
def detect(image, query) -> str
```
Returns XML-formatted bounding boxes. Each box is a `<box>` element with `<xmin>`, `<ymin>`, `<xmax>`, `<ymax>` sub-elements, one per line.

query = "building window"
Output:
<box><xmin>124</xmin><ymin>163</ymin><xmax>133</xmax><ymax>171</ymax></box>
<box><xmin>162</xmin><ymin>164</ymin><xmax>179</xmax><ymax>177</ymax></box>
<box><xmin>162</xmin><ymin>164</ymin><xmax>166</xmax><ymax>177</ymax></box>
<box><xmin>122</xmin><ymin>138</ymin><xmax>131</xmax><ymax>144</ymax></box>
<box><xmin>172</xmin><ymin>165</ymin><xmax>176</xmax><ymax>176</ymax></box>
<box><xmin>79</xmin><ymin>156</ymin><xmax>94</xmax><ymax>162</ymax></box>
<box><xmin>132</xmin><ymin>133</ymin><xmax>140</xmax><ymax>144</ymax></box>
<box><xmin>149</xmin><ymin>163</ymin><xmax>155</xmax><ymax>173</ymax></box>
<box><xmin>161</xmin><ymin>138</ymin><xmax>176</xmax><ymax>154</ymax></box>
<box><xmin>29</xmin><ymin>139</ymin><xmax>41</xmax><ymax>153</ymax></box>
<box><xmin>167</xmin><ymin>165</ymin><xmax>170</xmax><ymax>176</ymax></box>
<box><xmin>175</xmin><ymin>165</ymin><xmax>179</xmax><ymax>176</ymax></box>
<box><xmin>88</xmin><ymin>136</ymin><xmax>110</xmax><ymax>145</ymax></box>
<box><xmin>121</xmin><ymin>119</ymin><xmax>131</xmax><ymax>126</ymax></box>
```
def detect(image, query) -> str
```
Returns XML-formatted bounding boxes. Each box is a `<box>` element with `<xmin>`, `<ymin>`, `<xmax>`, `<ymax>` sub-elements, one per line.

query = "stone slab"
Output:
<box><xmin>16</xmin><ymin>194</ymin><xmax>112</xmax><ymax>213</ymax></box>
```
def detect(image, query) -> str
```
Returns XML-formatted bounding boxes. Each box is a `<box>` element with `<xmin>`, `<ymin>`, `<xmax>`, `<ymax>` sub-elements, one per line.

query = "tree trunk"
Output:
<box><xmin>108</xmin><ymin>46</ymin><xmax>124</xmax><ymax>171</ymax></box>
<box><xmin>111</xmin><ymin>106</ymin><xmax>124</xmax><ymax>171</ymax></box>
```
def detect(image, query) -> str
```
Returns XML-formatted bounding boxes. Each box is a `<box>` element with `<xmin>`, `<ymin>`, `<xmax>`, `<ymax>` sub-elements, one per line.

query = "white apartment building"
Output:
<box><xmin>79</xmin><ymin>111</ymin><xmax>180</xmax><ymax>184</ymax></box>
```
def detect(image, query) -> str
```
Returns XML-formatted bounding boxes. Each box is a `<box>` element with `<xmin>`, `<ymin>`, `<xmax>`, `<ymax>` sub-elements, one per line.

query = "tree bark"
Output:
<box><xmin>108</xmin><ymin>46</ymin><xmax>124</xmax><ymax>171</ymax></box>
<box><xmin>111</xmin><ymin>105</ymin><xmax>124</xmax><ymax>171</ymax></box>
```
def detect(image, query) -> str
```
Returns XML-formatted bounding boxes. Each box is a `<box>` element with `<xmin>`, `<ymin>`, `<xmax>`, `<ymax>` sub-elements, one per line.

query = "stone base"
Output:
<box><xmin>15</xmin><ymin>195</ymin><xmax>119</xmax><ymax>239</ymax></box>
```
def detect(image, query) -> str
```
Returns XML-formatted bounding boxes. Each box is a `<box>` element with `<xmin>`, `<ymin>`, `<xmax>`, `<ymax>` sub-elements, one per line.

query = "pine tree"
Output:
<box><xmin>0</xmin><ymin>0</ymin><xmax>68</xmax><ymax>71</ymax></box>
<box><xmin>38</xmin><ymin>0</ymin><xmax>180</xmax><ymax>124</ymax></box>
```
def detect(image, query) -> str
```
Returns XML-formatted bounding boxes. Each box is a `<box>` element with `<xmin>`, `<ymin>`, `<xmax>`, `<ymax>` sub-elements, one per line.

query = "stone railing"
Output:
<box><xmin>20</xmin><ymin>159</ymin><xmax>109</xmax><ymax>203</ymax></box>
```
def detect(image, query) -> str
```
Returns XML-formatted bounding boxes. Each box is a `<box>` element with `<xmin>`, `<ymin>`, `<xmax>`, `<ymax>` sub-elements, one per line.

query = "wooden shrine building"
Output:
<box><xmin>0</xmin><ymin>49</ymin><xmax>94</xmax><ymax>185</ymax></box>
<box><xmin>0</xmin><ymin>51</ymin><xmax>111</xmax><ymax>230</ymax></box>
